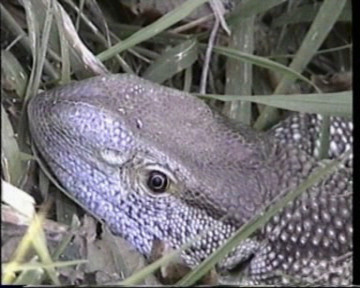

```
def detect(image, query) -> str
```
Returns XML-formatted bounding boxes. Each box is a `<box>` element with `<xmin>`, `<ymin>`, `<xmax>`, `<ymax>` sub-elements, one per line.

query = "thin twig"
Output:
<box><xmin>199</xmin><ymin>17</ymin><xmax>219</xmax><ymax>94</ymax></box>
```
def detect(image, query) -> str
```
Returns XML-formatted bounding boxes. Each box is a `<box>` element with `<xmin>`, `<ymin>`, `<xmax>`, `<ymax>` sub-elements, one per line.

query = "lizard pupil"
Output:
<box><xmin>147</xmin><ymin>171</ymin><xmax>168</xmax><ymax>193</ymax></box>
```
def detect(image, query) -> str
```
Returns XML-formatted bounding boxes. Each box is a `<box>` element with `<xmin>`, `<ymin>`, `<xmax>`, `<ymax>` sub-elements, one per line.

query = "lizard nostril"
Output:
<box><xmin>136</xmin><ymin>119</ymin><xmax>143</xmax><ymax>129</ymax></box>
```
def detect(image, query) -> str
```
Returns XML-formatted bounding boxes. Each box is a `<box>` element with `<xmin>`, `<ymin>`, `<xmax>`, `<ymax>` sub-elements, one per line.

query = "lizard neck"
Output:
<box><xmin>227</xmin><ymin>138</ymin><xmax>319</xmax><ymax>228</ymax></box>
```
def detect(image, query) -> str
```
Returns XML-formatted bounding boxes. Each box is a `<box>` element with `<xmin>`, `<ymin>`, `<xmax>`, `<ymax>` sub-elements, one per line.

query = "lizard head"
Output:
<box><xmin>28</xmin><ymin>74</ymin><xmax>277</xmax><ymax>260</ymax></box>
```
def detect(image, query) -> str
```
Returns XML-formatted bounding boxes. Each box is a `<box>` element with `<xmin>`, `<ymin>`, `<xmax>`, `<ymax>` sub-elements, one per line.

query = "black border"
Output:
<box><xmin>352</xmin><ymin>0</ymin><xmax>359</xmax><ymax>285</ymax></box>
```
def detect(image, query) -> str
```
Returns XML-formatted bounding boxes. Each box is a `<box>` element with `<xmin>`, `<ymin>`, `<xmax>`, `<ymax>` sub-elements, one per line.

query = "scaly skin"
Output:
<box><xmin>28</xmin><ymin>74</ymin><xmax>352</xmax><ymax>285</ymax></box>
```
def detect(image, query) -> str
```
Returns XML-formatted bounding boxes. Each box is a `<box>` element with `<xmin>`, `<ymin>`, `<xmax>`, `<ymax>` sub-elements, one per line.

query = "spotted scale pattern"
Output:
<box><xmin>272</xmin><ymin>113</ymin><xmax>353</xmax><ymax>166</ymax></box>
<box><xmin>246</xmin><ymin>162</ymin><xmax>352</xmax><ymax>284</ymax></box>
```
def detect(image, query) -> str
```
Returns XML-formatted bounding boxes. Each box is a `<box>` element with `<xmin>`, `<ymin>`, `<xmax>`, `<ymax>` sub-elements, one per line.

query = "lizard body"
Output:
<box><xmin>28</xmin><ymin>74</ymin><xmax>352</xmax><ymax>285</ymax></box>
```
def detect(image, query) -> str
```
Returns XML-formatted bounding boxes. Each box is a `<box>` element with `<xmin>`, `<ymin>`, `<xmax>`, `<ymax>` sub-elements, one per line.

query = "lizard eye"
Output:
<box><xmin>147</xmin><ymin>171</ymin><xmax>169</xmax><ymax>193</ymax></box>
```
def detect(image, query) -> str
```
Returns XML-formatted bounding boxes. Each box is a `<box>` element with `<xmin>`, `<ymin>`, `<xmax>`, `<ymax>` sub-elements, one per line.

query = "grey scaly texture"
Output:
<box><xmin>27</xmin><ymin>74</ymin><xmax>352</xmax><ymax>285</ymax></box>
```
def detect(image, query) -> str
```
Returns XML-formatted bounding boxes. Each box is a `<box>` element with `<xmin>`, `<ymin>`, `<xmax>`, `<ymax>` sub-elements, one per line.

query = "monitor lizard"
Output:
<box><xmin>27</xmin><ymin>74</ymin><xmax>352</xmax><ymax>285</ymax></box>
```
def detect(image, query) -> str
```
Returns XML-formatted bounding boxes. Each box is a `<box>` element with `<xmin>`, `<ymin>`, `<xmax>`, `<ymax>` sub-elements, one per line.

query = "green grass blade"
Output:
<box><xmin>0</xmin><ymin>3</ymin><xmax>58</xmax><ymax>80</ymax></box>
<box><xmin>17</xmin><ymin>0</ymin><xmax>54</xmax><ymax>153</ymax></box>
<box><xmin>198</xmin><ymin>91</ymin><xmax>352</xmax><ymax>117</ymax></box>
<box><xmin>2</xmin><ymin>260</ymin><xmax>87</xmax><ymax>273</ymax></box>
<box><xmin>272</xmin><ymin>1</ymin><xmax>351</xmax><ymax>27</ymax></box>
<box><xmin>209</xmin><ymin>45</ymin><xmax>319</xmax><ymax>91</ymax></box>
<box><xmin>30</xmin><ymin>217</ymin><xmax>60</xmax><ymax>285</ymax></box>
<box><xmin>2</xmin><ymin>210</ymin><xmax>47</xmax><ymax>284</ymax></box>
<box><xmin>143</xmin><ymin>39</ymin><xmax>198</xmax><ymax>84</ymax></box>
<box><xmin>54</xmin><ymin>1</ymin><xmax>71</xmax><ymax>84</ymax></box>
<box><xmin>224</xmin><ymin>0</ymin><xmax>254</xmax><ymax>125</ymax></box>
<box><xmin>1</xmin><ymin>51</ymin><xmax>29</xmax><ymax>99</ymax></box>
<box><xmin>12</xmin><ymin>257</ymin><xmax>45</xmax><ymax>285</ymax></box>
<box><xmin>1</xmin><ymin>105</ymin><xmax>27</xmax><ymax>186</ymax></box>
<box><xmin>97</xmin><ymin>0</ymin><xmax>210</xmax><ymax>61</ymax></box>
<box><xmin>254</xmin><ymin>0</ymin><xmax>348</xmax><ymax>131</ymax></box>
<box><xmin>23</xmin><ymin>0</ymin><xmax>54</xmax><ymax>102</ymax></box>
